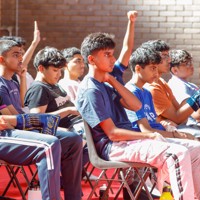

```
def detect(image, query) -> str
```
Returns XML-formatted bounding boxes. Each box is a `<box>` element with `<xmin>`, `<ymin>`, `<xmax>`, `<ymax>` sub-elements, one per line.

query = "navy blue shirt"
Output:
<box><xmin>110</xmin><ymin>60</ymin><xmax>127</xmax><ymax>85</ymax></box>
<box><xmin>0</xmin><ymin>77</ymin><xmax>24</xmax><ymax>114</ymax></box>
<box><xmin>76</xmin><ymin>75</ymin><xmax>133</xmax><ymax>160</ymax></box>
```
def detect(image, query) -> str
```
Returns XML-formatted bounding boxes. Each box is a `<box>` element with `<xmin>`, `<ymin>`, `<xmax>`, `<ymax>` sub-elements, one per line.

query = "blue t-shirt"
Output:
<box><xmin>0</xmin><ymin>77</ymin><xmax>24</xmax><ymax>114</ymax></box>
<box><xmin>125</xmin><ymin>80</ymin><xmax>165</xmax><ymax>131</ymax></box>
<box><xmin>76</xmin><ymin>75</ymin><xmax>133</xmax><ymax>160</ymax></box>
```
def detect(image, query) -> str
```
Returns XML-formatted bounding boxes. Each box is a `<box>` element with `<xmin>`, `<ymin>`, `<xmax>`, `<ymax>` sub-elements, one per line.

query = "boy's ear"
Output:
<box><xmin>0</xmin><ymin>56</ymin><xmax>4</xmax><ymax>63</ymax></box>
<box><xmin>88</xmin><ymin>55</ymin><xmax>95</xmax><ymax>65</ymax></box>
<box><xmin>38</xmin><ymin>65</ymin><xmax>45</xmax><ymax>72</ymax></box>
<box><xmin>170</xmin><ymin>66</ymin><xmax>178</xmax><ymax>74</ymax></box>
<box><xmin>135</xmin><ymin>64</ymin><xmax>141</xmax><ymax>73</ymax></box>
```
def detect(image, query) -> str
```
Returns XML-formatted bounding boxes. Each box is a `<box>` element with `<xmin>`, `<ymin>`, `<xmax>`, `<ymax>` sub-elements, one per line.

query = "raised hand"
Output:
<box><xmin>33</xmin><ymin>21</ymin><xmax>40</xmax><ymax>45</ymax></box>
<box><xmin>127</xmin><ymin>10</ymin><xmax>138</xmax><ymax>22</ymax></box>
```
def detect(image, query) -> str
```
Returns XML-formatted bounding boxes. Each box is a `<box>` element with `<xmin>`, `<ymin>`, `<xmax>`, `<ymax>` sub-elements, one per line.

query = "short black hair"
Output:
<box><xmin>0</xmin><ymin>36</ymin><xmax>26</xmax><ymax>47</ymax></box>
<box><xmin>141</xmin><ymin>40</ymin><xmax>170</xmax><ymax>52</ymax></box>
<box><xmin>81</xmin><ymin>32</ymin><xmax>115</xmax><ymax>64</ymax></box>
<box><xmin>169</xmin><ymin>49</ymin><xmax>192</xmax><ymax>71</ymax></box>
<box><xmin>62</xmin><ymin>47</ymin><xmax>81</xmax><ymax>63</ymax></box>
<box><xmin>33</xmin><ymin>46</ymin><xmax>66</xmax><ymax>70</ymax></box>
<box><xmin>0</xmin><ymin>39</ymin><xmax>20</xmax><ymax>56</ymax></box>
<box><xmin>129</xmin><ymin>47</ymin><xmax>161</xmax><ymax>72</ymax></box>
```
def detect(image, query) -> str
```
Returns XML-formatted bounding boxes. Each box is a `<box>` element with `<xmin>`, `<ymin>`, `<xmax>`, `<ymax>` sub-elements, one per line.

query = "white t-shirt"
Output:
<box><xmin>168</xmin><ymin>75</ymin><xmax>199</xmax><ymax>104</ymax></box>
<box><xmin>16</xmin><ymin>72</ymin><xmax>34</xmax><ymax>90</ymax></box>
<box><xmin>58</xmin><ymin>78</ymin><xmax>80</xmax><ymax>104</ymax></box>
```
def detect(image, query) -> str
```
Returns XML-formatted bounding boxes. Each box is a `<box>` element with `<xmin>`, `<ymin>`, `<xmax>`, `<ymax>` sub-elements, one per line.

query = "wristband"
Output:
<box><xmin>186</xmin><ymin>97</ymin><xmax>199</xmax><ymax>111</ymax></box>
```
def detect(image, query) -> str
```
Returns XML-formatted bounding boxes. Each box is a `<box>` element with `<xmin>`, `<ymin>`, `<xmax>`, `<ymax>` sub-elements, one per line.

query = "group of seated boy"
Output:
<box><xmin>1</xmin><ymin>10</ymin><xmax>200</xmax><ymax>200</ymax></box>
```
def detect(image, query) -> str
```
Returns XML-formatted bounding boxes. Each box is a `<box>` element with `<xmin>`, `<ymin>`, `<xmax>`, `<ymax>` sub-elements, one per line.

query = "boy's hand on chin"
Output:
<box><xmin>103</xmin><ymin>73</ymin><xmax>115</xmax><ymax>84</ymax></box>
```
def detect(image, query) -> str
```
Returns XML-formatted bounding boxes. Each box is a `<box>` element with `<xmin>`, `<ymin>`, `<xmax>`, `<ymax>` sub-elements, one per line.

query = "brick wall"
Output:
<box><xmin>0</xmin><ymin>0</ymin><xmax>200</xmax><ymax>84</ymax></box>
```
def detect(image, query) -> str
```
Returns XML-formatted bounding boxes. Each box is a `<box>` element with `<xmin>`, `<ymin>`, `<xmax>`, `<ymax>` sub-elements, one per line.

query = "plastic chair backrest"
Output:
<box><xmin>83</xmin><ymin>120</ymin><xmax>140</xmax><ymax>169</ymax></box>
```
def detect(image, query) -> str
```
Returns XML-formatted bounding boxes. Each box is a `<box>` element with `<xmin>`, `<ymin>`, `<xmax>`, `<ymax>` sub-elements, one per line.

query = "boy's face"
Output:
<box><xmin>0</xmin><ymin>46</ymin><xmax>23</xmax><ymax>73</ymax></box>
<box><xmin>157</xmin><ymin>51</ymin><xmax>171</xmax><ymax>74</ymax></box>
<box><xmin>40</xmin><ymin>66</ymin><xmax>62</xmax><ymax>85</ymax></box>
<box><xmin>138</xmin><ymin>64</ymin><xmax>158</xmax><ymax>84</ymax></box>
<box><xmin>90</xmin><ymin>49</ymin><xmax>116</xmax><ymax>72</ymax></box>
<box><xmin>172</xmin><ymin>60</ymin><xmax>194</xmax><ymax>79</ymax></box>
<box><xmin>66</xmin><ymin>54</ymin><xmax>85</xmax><ymax>79</ymax></box>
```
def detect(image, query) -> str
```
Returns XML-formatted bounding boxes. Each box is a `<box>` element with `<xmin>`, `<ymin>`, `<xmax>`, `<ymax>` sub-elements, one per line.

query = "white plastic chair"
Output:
<box><xmin>83</xmin><ymin>120</ymin><xmax>155</xmax><ymax>200</ymax></box>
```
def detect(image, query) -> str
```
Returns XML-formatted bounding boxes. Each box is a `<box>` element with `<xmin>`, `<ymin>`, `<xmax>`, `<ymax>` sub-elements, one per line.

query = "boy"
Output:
<box><xmin>0</xmin><ymin>21</ymin><xmax>40</xmax><ymax>112</ymax></box>
<box><xmin>1</xmin><ymin>21</ymin><xmax>40</xmax><ymax>89</ymax></box>
<box><xmin>24</xmin><ymin>46</ymin><xmax>80</xmax><ymax>129</ymax></box>
<box><xmin>59</xmin><ymin>9</ymin><xmax>138</xmax><ymax>104</ymax></box>
<box><xmin>0</xmin><ymin>40</ymin><xmax>25</xmax><ymax>114</ymax></box>
<box><xmin>0</xmin><ymin>39</ymin><xmax>83</xmax><ymax>200</ymax></box>
<box><xmin>168</xmin><ymin>49</ymin><xmax>200</xmax><ymax>125</ymax></box>
<box><xmin>58</xmin><ymin>47</ymin><xmax>85</xmax><ymax>103</ymax></box>
<box><xmin>76</xmin><ymin>32</ymin><xmax>200</xmax><ymax>200</ymax></box>
<box><xmin>24</xmin><ymin>46</ymin><xmax>89</xmax><ymax>167</ymax></box>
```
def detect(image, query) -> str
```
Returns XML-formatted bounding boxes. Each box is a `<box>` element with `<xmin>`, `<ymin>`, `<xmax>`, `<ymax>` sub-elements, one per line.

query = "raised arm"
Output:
<box><xmin>22</xmin><ymin>21</ymin><xmax>40</xmax><ymax>68</ymax></box>
<box><xmin>118</xmin><ymin>10</ymin><xmax>137</xmax><ymax>67</ymax></box>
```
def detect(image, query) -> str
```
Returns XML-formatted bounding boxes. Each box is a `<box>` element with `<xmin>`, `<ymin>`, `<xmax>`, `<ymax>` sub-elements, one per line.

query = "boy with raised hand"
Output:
<box><xmin>59</xmin><ymin>10</ymin><xmax>138</xmax><ymax>105</ymax></box>
<box><xmin>0</xmin><ymin>39</ymin><xmax>83</xmax><ymax>200</ymax></box>
<box><xmin>168</xmin><ymin>49</ymin><xmax>200</xmax><ymax>125</ymax></box>
<box><xmin>76</xmin><ymin>31</ymin><xmax>200</xmax><ymax>200</ymax></box>
<box><xmin>142</xmin><ymin>40</ymin><xmax>200</xmax><ymax>137</ymax></box>
<box><xmin>110</xmin><ymin>10</ymin><xmax>137</xmax><ymax>84</ymax></box>
<box><xmin>0</xmin><ymin>21</ymin><xmax>40</xmax><ymax>110</ymax></box>
<box><xmin>0</xmin><ymin>21</ymin><xmax>40</xmax><ymax>114</ymax></box>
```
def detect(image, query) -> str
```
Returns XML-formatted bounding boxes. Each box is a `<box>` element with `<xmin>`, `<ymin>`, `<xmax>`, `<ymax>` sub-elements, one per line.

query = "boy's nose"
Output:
<box><xmin>19</xmin><ymin>55</ymin><xmax>23</xmax><ymax>62</ymax></box>
<box><xmin>111</xmin><ymin>56</ymin><xmax>116</xmax><ymax>64</ymax></box>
